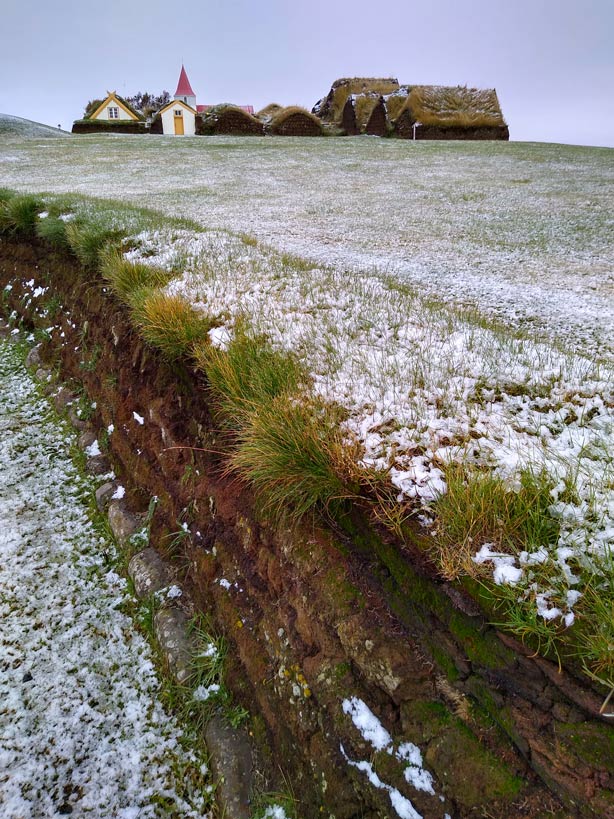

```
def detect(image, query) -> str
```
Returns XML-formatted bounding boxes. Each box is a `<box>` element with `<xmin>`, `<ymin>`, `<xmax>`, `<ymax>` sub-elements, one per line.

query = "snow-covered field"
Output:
<box><xmin>1</xmin><ymin>135</ymin><xmax>612</xmax><ymax>360</ymax></box>
<box><xmin>0</xmin><ymin>340</ymin><xmax>211</xmax><ymax>818</ymax></box>
<box><xmin>1</xmin><ymin>134</ymin><xmax>613</xmax><ymax>630</ymax></box>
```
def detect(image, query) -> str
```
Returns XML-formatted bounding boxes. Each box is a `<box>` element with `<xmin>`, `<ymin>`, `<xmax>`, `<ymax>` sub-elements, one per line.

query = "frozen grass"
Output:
<box><xmin>0</xmin><ymin>135</ymin><xmax>612</xmax><ymax>361</ymax></box>
<box><xmin>1</xmin><ymin>134</ymin><xmax>613</xmax><ymax>681</ymax></box>
<box><xmin>0</xmin><ymin>340</ymin><xmax>212</xmax><ymax>818</ymax></box>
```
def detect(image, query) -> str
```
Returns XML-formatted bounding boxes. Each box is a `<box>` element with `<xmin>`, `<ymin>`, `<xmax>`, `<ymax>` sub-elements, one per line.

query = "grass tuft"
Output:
<box><xmin>194</xmin><ymin>325</ymin><xmax>305</xmax><ymax>430</ymax></box>
<box><xmin>65</xmin><ymin>220</ymin><xmax>123</xmax><ymax>268</ymax></box>
<box><xmin>35</xmin><ymin>215</ymin><xmax>69</xmax><ymax>248</ymax></box>
<box><xmin>229</xmin><ymin>395</ymin><xmax>358</xmax><ymax>523</ymax></box>
<box><xmin>0</xmin><ymin>194</ymin><xmax>42</xmax><ymax>236</ymax></box>
<box><xmin>99</xmin><ymin>246</ymin><xmax>173</xmax><ymax>302</ymax></box>
<box><xmin>129</xmin><ymin>289</ymin><xmax>218</xmax><ymax>360</ymax></box>
<box><xmin>433</xmin><ymin>465</ymin><xmax>559</xmax><ymax>579</ymax></box>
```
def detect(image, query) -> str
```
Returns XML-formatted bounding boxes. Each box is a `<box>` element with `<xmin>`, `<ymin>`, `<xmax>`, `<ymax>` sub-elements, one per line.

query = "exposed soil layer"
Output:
<box><xmin>341</xmin><ymin>98</ymin><xmax>359</xmax><ymax>136</ymax></box>
<box><xmin>364</xmin><ymin>98</ymin><xmax>388</xmax><ymax>136</ymax></box>
<box><xmin>1</xmin><ymin>237</ymin><xmax>613</xmax><ymax>818</ymax></box>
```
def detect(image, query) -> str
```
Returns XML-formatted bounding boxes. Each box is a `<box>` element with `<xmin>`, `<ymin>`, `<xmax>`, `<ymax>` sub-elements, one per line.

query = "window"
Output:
<box><xmin>108</xmin><ymin>106</ymin><xmax>119</xmax><ymax>119</ymax></box>
<box><xmin>174</xmin><ymin>109</ymin><xmax>183</xmax><ymax>117</ymax></box>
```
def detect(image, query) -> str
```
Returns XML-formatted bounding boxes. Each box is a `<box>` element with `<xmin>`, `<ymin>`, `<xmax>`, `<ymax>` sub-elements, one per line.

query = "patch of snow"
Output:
<box><xmin>192</xmin><ymin>684</ymin><xmax>220</xmax><ymax>702</ymax></box>
<box><xmin>85</xmin><ymin>439</ymin><xmax>101</xmax><ymax>457</ymax></box>
<box><xmin>342</xmin><ymin>697</ymin><xmax>392</xmax><ymax>751</ymax></box>
<box><xmin>0</xmin><ymin>341</ymin><xmax>212</xmax><ymax>818</ymax></box>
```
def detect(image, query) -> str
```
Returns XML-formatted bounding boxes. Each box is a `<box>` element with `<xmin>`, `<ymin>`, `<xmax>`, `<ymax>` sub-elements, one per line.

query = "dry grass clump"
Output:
<box><xmin>230</xmin><ymin>396</ymin><xmax>358</xmax><ymax>522</ymax></box>
<box><xmin>433</xmin><ymin>464</ymin><xmax>559</xmax><ymax>580</ymax></box>
<box><xmin>99</xmin><ymin>247</ymin><xmax>173</xmax><ymax>301</ymax></box>
<box><xmin>0</xmin><ymin>193</ymin><xmax>42</xmax><ymax>237</ymax></box>
<box><xmin>129</xmin><ymin>290</ymin><xmax>217</xmax><ymax>360</ymax></box>
<box><xmin>194</xmin><ymin>326</ymin><xmax>359</xmax><ymax>521</ymax></box>
<box><xmin>268</xmin><ymin>107</ymin><xmax>322</xmax><ymax>136</ymax></box>
<box><xmin>406</xmin><ymin>86</ymin><xmax>505</xmax><ymax>128</ymax></box>
<box><xmin>194</xmin><ymin>326</ymin><xmax>305</xmax><ymax>429</ymax></box>
<box><xmin>255</xmin><ymin>103</ymin><xmax>283</xmax><ymax>122</ymax></box>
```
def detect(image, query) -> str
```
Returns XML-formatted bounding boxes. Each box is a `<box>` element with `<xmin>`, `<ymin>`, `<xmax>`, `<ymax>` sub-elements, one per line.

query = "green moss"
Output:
<box><xmin>448</xmin><ymin>611</ymin><xmax>514</xmax><ymax>670</ymax></box>
<box><xmin>425</xmin><ymin>640</ymin><xmax>460</xmax><ymax>682</ymax></box>
<box><xmin>402</xmin><ymin>700</ymin><xmax>523</xmax><ymax>807</ymax></box>
<box><xmin>320</xmin><ymin>567</ymin><xmax>364</xmax><ymax>615</ymax></box>
<box><xmin>556</xmin><ymin>722</ymin><xmax>614</xmax><ymax>774</ymax></box>
<box><xmin>333</xmin><ymin>661</ymin><xmax>352</xmax><ymax>680</ymax></box>
<box><xmin>464</xmin><ymin>677</ymin><xmax>517</xmax><ymax>743</ymax></box>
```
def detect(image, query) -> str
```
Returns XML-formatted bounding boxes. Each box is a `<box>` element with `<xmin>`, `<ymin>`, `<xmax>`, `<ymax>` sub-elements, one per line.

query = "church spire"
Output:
<box><xmin>174</xmin><ymin>65</ymin><xmax>197</xmax><ymax>108</ymax></box>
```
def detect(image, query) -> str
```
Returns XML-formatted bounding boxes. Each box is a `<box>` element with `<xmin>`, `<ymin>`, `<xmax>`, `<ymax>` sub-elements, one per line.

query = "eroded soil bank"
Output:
<box><xmin>1</xmin><ymin>237</ymin><xmax>613</xmax><ymax>819</ymax></box>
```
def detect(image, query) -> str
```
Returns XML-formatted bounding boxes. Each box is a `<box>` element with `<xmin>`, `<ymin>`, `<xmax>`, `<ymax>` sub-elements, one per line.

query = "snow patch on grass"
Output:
<box><xmin>0</xmin><ymin>341</ymin><xmax>212</xmax><ymax>818</ymax></box>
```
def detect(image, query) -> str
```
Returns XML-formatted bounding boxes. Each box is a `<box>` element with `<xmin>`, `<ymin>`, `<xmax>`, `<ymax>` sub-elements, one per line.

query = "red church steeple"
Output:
<box><xmin>174</xmin><ymin>65</ymin><xmax>196</xmax><ymax>99</ymax></box>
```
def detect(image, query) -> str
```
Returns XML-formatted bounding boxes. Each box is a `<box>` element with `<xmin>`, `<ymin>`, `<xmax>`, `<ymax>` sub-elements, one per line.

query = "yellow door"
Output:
<box><xmin>174</xmin><ymin>114</ymin><xmax>184</xmax><ymax>135</ymax></box>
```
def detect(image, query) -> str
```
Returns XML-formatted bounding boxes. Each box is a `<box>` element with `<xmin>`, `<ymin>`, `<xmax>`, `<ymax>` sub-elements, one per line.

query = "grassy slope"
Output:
<box><xmin>0</xmin><ymin>113</ymin><xmax>70</xmax><ymax>138</ymax></box>
<box><xmin>1</xmin><ymin>138</ymin><xmax>613</xmax><ymax>687</ymax></box>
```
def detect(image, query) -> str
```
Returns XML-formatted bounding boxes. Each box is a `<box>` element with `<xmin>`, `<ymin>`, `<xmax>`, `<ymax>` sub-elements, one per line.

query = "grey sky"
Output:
<box><xmin>1</xmin><ymin>0</ymin><xmax>613</xmax><ymax>146</ymax></box>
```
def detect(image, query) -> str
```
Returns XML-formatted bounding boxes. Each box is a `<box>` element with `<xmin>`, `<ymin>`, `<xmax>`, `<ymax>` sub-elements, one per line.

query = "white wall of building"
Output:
<box><xmin>92</xmin><ymin>99</ymin><xmax>135</xmax><ymax>121</ymax></box>
<box><xmin>161</xmin><ymin>104</ymin><xmax>196</xmax><ymax>136</ymax></box>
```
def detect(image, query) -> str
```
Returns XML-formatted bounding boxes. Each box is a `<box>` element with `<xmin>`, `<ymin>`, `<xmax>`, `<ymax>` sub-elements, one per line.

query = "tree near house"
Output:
<box><xmin>83</xmin><ymin>91</ymin><xmax>170</xmax><ymax>119</ymax></box>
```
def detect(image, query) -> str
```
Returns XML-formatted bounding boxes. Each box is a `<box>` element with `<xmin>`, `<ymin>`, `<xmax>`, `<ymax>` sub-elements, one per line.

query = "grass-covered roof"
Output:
<box><xmin>401</xmin><ymin>85</ymin><xmax>505</xmax><ymax>128</ymax></box>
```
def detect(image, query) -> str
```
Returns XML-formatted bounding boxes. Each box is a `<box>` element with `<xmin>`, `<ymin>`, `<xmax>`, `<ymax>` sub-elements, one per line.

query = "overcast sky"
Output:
<box><xmin>1</xmin><ymin>0</ymin><xmax>613</xmax><ymax>147</ymax></box>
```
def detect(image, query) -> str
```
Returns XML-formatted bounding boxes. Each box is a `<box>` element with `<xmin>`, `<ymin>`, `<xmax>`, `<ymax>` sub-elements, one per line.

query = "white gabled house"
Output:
<box><xmin>88</xmin><ymin>91</ymin><xmax>142</xmax><ymax>122</ymax></box>
<box><xmin>158</xmin><ymin>99</ymin><xmax>197</xmax><ymax>136</ymax></box>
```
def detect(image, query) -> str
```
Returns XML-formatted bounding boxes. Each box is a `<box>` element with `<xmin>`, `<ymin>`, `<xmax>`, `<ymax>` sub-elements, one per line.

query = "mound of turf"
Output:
<box><xmin>0</xmin><ymin>113</ymin><xmax>70</xmax><ymax>138</ymax></box>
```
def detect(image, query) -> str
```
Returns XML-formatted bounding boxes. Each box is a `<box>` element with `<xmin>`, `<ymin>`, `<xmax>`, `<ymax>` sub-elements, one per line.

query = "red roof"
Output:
<box><xmin>175</xmin><ymin>65</ymin><xmax>196</xmax><ymax>98</ymax></box>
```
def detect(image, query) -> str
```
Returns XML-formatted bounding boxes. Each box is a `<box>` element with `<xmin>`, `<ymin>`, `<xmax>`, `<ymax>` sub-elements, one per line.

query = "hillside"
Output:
<box><xmin>0</xmin><ymin>113</ymin><xmax>70</xmax><ymax>138</ymax></box>
<box><xmin>1</xmin><ymin>138</ymin><xmax>613</xmax><ymax>818</ymax></box>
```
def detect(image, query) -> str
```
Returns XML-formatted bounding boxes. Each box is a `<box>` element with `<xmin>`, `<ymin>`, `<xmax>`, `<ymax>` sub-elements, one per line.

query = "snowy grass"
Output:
<box><xmin>0</xmin><ymin>339</ymin><xmax>212</xmax><ymax>818</ymax></box>
<box><xmin>0</xmin><ymin>134</ymin><xmax>613</xmax><ymax>684</ymax></box>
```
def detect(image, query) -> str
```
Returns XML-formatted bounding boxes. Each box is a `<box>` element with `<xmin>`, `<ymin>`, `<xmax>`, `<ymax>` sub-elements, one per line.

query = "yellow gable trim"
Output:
<box><xmin>90</xmin><ymin>92</ymin><xmax>139</xmax><ymax>121</ymax></box>
<box><xmin>159</xmin><ymin>99</ymin><xmax>197</xmax><ymax>115</ymax></box>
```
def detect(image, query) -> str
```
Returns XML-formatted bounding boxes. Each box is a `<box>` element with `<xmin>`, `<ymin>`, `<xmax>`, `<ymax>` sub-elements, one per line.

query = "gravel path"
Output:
<box><xmin>0</xmin><ymin>339</ymin><xmax>211</xmax><ymax>818</ymax></box>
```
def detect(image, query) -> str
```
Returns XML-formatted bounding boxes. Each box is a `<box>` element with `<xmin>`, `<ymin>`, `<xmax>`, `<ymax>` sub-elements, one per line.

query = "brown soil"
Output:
<box><xmin>1</xmin><ymin>236</ymin><xmax>612</xmax><ymax>818</ymax></box>
<box><xmin>341</xmin><ymin>97</ymin><xmax>359</xmax><ymax>136</ymax></box>
<box><xmin>364</xmin><ymin>97</ymin><xmax>388</xmax><ymax>136</ymax></box>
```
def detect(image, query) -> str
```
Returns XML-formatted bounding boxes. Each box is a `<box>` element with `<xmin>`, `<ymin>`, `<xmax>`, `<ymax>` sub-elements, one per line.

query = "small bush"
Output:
<box><xmin>99</xmin><ymin>247</ymin><xmax>173</xmax><ymax>302</ymax></box>
<box><xmin>35</xmin><ymin>215</ymin><xmax>69</xmax><ymax>248</ymax></box>
<box><xmin>130</xmin><ymin>289</ymin><xmax>216</xmax><ymax>360</ymax></box>
<box><xmin>0</xmin><ymin>194</ymin><xmax>42</xmax><ymax>236</ymax></box>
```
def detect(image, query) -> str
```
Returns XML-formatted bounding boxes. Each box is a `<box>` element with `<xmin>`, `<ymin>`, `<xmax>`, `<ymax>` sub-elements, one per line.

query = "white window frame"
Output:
<box><xmin>108</xmin><ymin>106</ymin><xmax>119</xmax><ymax>120</ymax></box>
